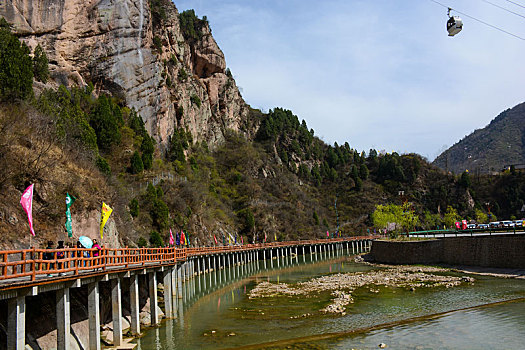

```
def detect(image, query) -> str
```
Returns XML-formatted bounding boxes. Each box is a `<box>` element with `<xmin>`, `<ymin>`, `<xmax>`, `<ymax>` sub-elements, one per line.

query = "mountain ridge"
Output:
<box><xmin>433</xmin><ymin>101</ymin><xmax>525</xmax><ymax>174</ymax></box>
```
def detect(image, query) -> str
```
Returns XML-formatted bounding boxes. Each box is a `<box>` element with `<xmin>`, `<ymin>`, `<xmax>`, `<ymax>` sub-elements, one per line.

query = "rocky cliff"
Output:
<box><xmin>0</xmin><ymin>0</ymin><xmax>253</xmax><ymax>148</ymax></box>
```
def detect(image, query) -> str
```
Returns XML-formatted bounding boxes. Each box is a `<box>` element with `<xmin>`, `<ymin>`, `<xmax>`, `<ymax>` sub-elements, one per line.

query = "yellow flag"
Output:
<box><xmin>100</xmin><ymin>202</ymin><xmax>113</xmax><ymax>238</ymax></box>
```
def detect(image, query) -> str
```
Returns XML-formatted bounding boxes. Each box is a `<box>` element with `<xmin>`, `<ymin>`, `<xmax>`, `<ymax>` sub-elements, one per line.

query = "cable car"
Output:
<box><xmin>447</xmin><ymin>8</ymin><xmax>463</xmax><ymax>36</ymax></box>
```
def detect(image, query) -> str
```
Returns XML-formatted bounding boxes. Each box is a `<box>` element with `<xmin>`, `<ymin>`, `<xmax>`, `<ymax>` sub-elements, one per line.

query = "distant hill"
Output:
<box><xmin>433</xmin><ymin>102</ymin><xmax>525</xmax><ymax>174</ymax></box>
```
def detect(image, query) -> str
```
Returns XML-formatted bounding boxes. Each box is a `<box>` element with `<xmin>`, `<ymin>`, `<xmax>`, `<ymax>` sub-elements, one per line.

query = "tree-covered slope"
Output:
<box><xmin>433</xmin><ymin>102</ymin><xmax>525</xmax><ymax>174</ymax></box>
<box><xmin>2</xmin><ymin>10</ymin><xmax>524</xmax><ymax>252</ymax></box>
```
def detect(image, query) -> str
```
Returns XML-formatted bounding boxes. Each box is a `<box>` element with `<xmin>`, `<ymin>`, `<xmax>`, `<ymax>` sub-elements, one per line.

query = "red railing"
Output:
<box><xmin>0</xmin><ymin>236</ymin><xmax>377</xmax><ymax>283</ymax></box>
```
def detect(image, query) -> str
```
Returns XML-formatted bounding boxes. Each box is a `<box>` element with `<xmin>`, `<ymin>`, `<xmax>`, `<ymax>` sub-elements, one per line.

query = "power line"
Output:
<box><xmin>482</xmin><ymin>0</ymin><xmax>525</xmax><ymax>20</ymax></box>
<box><xmin>429</xmin><ymin>0</ymin><xmax>525</xmax><ymax>41</ymax></box>
<box><xmin>504</xmin><ymin>0</ymin><xmax>525</xmax><ymax>10</ymax></box>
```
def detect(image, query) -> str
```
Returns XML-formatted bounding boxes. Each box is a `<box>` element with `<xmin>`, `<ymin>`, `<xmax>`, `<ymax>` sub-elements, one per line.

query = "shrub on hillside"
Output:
<box><xmin>96</xmin><ymin>156</ymin><xmax>111</xmax><ymax>176</ymax></box>
<box><xmin>32</xmin><ymin>44</ymin><xmax>49</xmax><ymax>83</ymax></box>
<box><xmin>129</xmin><ymin>198</ymin><xmax>139</xmax><ymax>218</ymax></box>
<box><xmin>149</xmin><ymin>231</ymin><xmax>163</xmax><ymax>247</ymax></box>
<box><xmin>130</xmin><ymin>151</ymin><xmax>144</xmax><ymax>174</ymax></box>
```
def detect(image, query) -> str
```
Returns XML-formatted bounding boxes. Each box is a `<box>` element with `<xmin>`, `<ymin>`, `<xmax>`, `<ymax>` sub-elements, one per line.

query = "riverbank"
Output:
<box><xmin>370</xmin><ymin>235</ymin><xmax>525</xmax><ymax>268</ymax></box>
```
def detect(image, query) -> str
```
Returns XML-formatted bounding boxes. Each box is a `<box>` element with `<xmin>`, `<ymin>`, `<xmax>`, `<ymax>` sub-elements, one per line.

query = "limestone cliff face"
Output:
<box><xmin>0</xmin><ymin>0</ymin><xmax>252</xmax><ymax>148</ymax></box>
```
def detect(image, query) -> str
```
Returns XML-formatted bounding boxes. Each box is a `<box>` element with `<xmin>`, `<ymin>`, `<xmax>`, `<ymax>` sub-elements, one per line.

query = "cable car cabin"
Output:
<box><xmin>447</xmin><ymin>16</ymin><xmax>463</xmax><ymax>36</ymax></box>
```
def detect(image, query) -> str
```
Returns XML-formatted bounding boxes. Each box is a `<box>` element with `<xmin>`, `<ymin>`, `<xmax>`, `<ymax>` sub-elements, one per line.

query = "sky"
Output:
<box><xmin>174</xmin><ymin>0</ymin><xmax>525</xmax><ymax>160</ymax></box>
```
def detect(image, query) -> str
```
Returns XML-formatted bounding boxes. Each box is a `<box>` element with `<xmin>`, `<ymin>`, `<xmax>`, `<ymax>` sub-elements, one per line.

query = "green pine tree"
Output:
<box><xmin>0</xmin><ymin>18</ymin><xmax>33</xmax><ymax>101</ymax></box>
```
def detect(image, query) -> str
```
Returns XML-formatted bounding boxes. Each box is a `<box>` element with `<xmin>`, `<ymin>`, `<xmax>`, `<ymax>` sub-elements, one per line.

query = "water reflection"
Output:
<box><xmin>135</xmin><ymin>246</ymin><xmax>525</xmax><ymax>350</ymax></box>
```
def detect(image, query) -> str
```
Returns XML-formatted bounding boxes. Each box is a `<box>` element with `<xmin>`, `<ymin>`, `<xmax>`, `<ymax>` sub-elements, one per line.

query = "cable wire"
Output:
<box><xmin>504</xmin><ymin>0</ymin><xmax>525</xmax><ymax>10</ymax></box>
<box><xmin>482</xmin><ymin>0</ymin><xmax>525</xmax><ymax>20</ymax></box>
<box><xmin>429</xmin><ymin>0</ymin><xmax>525</xmax><ymax>40</ymax></box>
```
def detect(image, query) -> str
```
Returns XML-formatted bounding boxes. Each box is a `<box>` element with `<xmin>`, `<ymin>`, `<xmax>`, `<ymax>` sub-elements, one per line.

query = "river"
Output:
<box><xmin>134</xmin><ymin>252</ymin><xmax>525</xmax><ymax>349</ymax></box>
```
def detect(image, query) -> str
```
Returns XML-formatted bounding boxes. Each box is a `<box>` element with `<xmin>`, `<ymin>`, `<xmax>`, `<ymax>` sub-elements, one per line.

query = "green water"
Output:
<box><xmin>134</xmin><ymin>254</ymin><xmax>525</xmax><ymax>349</ymax></box>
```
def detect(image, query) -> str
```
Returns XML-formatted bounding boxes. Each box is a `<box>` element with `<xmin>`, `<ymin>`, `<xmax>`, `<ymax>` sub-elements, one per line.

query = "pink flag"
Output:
<box><xmin>20</xmin><ymin>184</ymin><xmax>35</xmax><ymax>236</ymax></box>
<box><xmin>169</xmin><ymin>229</ymin><xmax>175</xmax><ymax>246</ymax></box>
<box><xmin>326</xmin><ymin>230</ymin><xmax>329</xmax><ymax>237</ymax></box>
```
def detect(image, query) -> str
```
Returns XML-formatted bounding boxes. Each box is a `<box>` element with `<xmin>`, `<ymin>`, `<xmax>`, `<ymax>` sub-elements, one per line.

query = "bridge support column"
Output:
<box><xmin>164</xmin><ymin>269</ymin><xmax>174</xmax><ymax>318</ymax></box>
<box><xmin>111</xmin><ymin>278</ymin><xmax>123</xmax><ymax>346</ymax></box>
<box><xmin>57</xmin><ymin>287</ymin><xmax>71</xmax><ymax>350</ymax></box>
<box><xmin>8</xmin><ymin>294</ymin><xmax>26</xmax><ymax>350</ymax></box>
<box><xmin>130</xmin><ymin>274</ymin><xmax>140</xmax><ymax>335</ymax></box>
<box><xmin>88</xmin><ymin>282</ymin><xmax>100</xmax><ymax>350</ymax></box>
<box><xmin>149</xmin><ymin>272</ymin><xmax>159</xmax><ymax>325</ymax></box>
<box><xmin>197</xmin><ymin>258</ymin><xmax>201</xmax><ymax>275</ymax></box>
<box><xmin>177</xmin><ymin>265</ymin><xmax>183</xmax><ymax>298</ymax></box>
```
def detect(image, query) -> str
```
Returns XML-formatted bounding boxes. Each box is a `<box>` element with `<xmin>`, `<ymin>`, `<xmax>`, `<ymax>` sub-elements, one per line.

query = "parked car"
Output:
<box><xmin>514</xmin><ymin>220</ymin><xmax>523</xmax><ymax>227</ymax></box>
<box><xmin>466</xmin><ymin>224</ymin><xmax>477</xmax><ymax>229</ymax></box>
<box><xmin>502</xmin><ymin>220</ymin><xmax>514</xmax><ymax>228</ymax></box>
<box><xmin>478</xmin><ymin>224</ymin><xmax>489</xmax><ymax>229</ymax></box>
<box><xmin>489</xmin><ymin>221</ymin><xmax>501</xmax><ymax>228</ymax></box>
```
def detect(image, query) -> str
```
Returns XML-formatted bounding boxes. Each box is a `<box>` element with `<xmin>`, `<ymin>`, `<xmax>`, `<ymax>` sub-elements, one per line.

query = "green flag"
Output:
<box><xmin>65</xmin><ymin>193</ymin><xmax>76</xmax><ymax>238</ymax></box>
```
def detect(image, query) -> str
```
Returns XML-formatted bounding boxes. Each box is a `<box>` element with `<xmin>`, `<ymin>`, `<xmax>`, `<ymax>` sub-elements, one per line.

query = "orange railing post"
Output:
<box><xmin>31</xmin><ymin>247</ymin><xmax>37</xmax><ymax>281</ymax></box>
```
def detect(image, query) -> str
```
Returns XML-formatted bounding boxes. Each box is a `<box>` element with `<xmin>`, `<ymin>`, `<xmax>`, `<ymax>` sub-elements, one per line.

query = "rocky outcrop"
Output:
<box><xmin>1</xmin><ymin>0</ymin><xmax>253</xmax><ymax>148</ymax></box>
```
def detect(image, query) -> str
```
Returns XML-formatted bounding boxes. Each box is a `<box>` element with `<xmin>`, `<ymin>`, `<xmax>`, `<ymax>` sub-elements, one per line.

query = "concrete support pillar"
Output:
<box><xmin>172</xmin><ymin>267</ymin><xmax>177</xmax><ymax>298</ymax></box>
<box><xmin>163</xmin><ymin>269</ymin><xmax>174</xmax><ymax>318</ymax></box>
<box><xmin>111</xmin><ymin>278</ymin><xmax>123</xmax><ymax>347</ymax></box>
<box><xmin>181</xmin><ymin>262</ymin><xmax>185</xmax><ymax>281</ymax></box>
<box><xmin>208</xmin><ymin>257</ymin><xmax>212</xmax><ymax>272</ymax></box>
<box><xmin>88</xmin><ymin>282</ymin><xmax>100</xmax><ymax>350</ymax></box>
<box><xmin>149</xmin><ymin>272</ymin><xmax>159</xmax><ymax>325</ymax></box>
<box><xmin>197</xmin><ymin>258</ymin><xmax>201</xmax><ymax>275</ymax></box>
<box><xmin>177</xmin><ymin>265</ymin><xmax>183</xmax><ymax>298</ymax></box>
<box><xmin>130</xmin><ymin>274</ymin><xmax>140</xmax><ymax>335</ymax></box>
<box><xmin>8</xmin><ymin>295</ymin><xmax>26</xmax><ymax>350</ymax></box>
<box><xmin>56</xmin><ymin>287</ymin><xmax>71</xmax><ymax>350</ymax></box>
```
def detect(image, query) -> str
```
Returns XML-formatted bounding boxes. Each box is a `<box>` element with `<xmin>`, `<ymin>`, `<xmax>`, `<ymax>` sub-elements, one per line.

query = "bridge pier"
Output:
<box><xmin>111</xmin><ymin>278</ymin><xmax>123</xmax><ymax>347</ymax></box>
<box><xmin>8</xmin><ymin>294</ymin><xmax>26</xmax><ymax>350</ymax></box>
<box><xmin>56</xmin><ymin>286</ymin><xmax>71</xmax><ymax>350</ymax></box>
<box><xmin>163</xmin><ymin>268</ymin><xmax>174</xmax><ymax>318</ymax></box>
<box><xmin>149</xmin><ymin>272</ymin><xmax>159</xmax><ymax>325</ymax></box>
<box><xmin>88</xmin><ymin>282</ymin><xmax>100</xmax><ymax>350</ymax></box>
<box><xmin>130</xmin><ymin>274</ymin><xmax>140</xmax><ymax>335</ymax></box>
